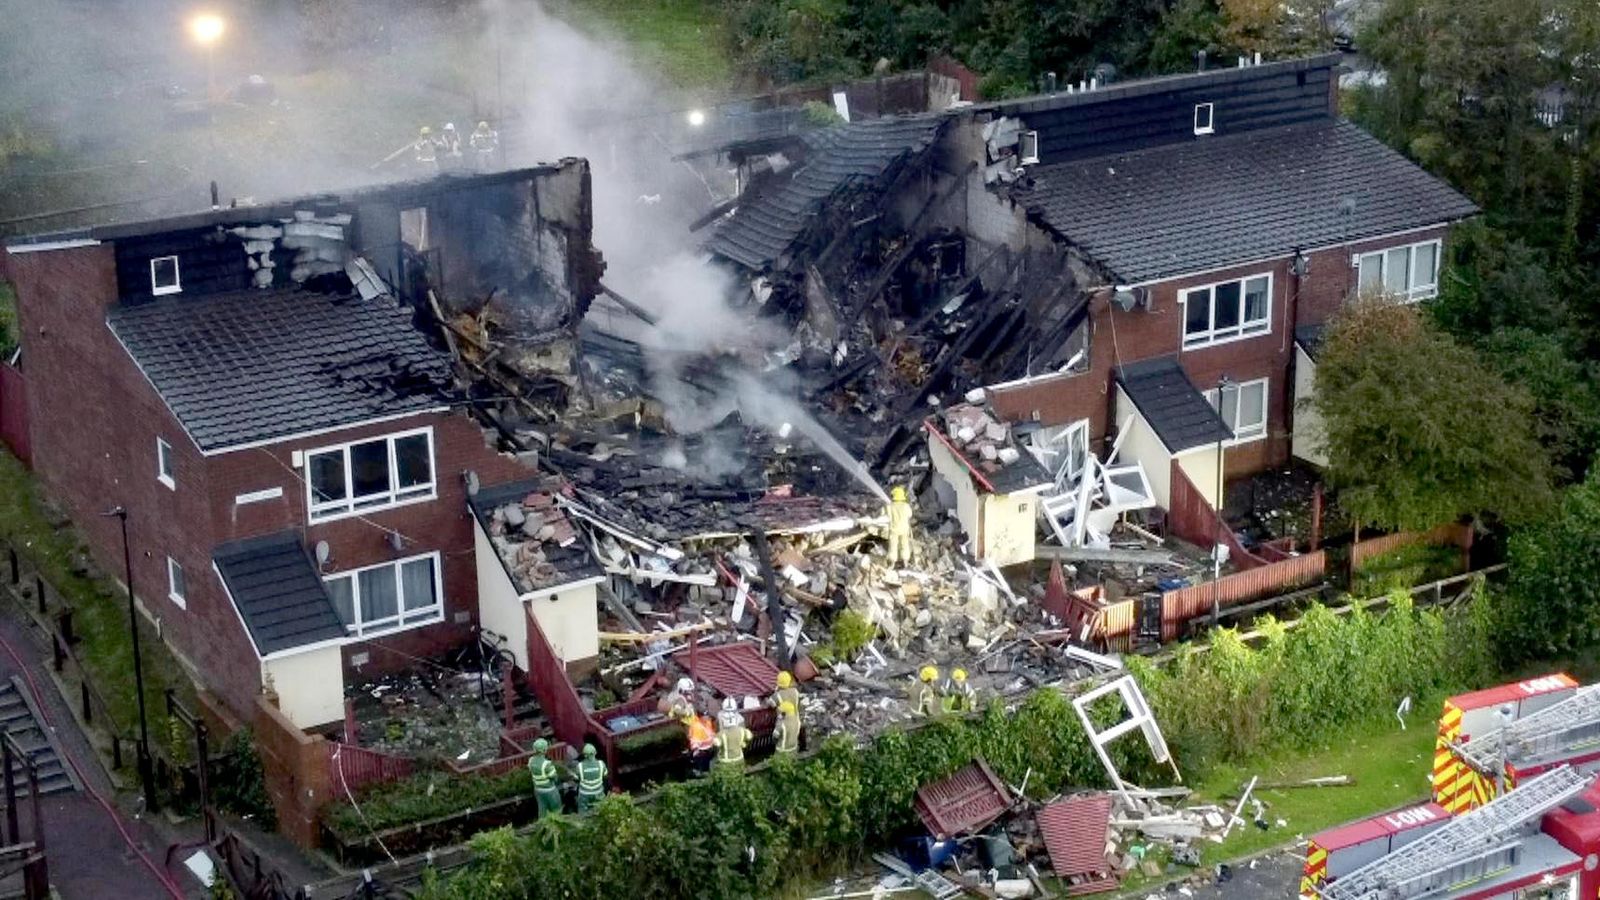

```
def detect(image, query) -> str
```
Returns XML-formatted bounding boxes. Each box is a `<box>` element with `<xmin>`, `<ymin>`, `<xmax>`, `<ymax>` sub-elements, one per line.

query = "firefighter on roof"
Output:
<box><xmin>440</xmin><ymin>122</ymin><xmax>463</xmax><ymax>157</ymax></box>
<box><xmin>414</xmin><ymin>126</ymin><xmax>438</xmax><ymax>168</ymax></box>
<box><xmin>528</xmin><ymin>738</ymin><xmax>562</xmax><ymax>816</ymax></box>
<box><xmin>910</xmin><ymin>665</ymin><xmax>940</xmax><ymax>717</ymax></box>
<box><xmin>886</xmin><ymin>485</ymin><xmax>913</xmax><ymax>566</ymax></box>
<box><xmin>469</xmin><ymin>120</ymin><xmax>498</xmax><ymax>169</ymax></box>
<box><xmin>574</xmin><ymin>743</ymin><xmax>607</xmax><ymax>812</ymax></box>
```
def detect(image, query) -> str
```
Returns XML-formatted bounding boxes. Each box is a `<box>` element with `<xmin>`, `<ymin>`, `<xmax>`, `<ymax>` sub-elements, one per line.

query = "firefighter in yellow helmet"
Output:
<box><xmin>413</xmin><ymin>126</ymin><xmax>438</xmax><ymax>168</ymax></box>
<box><xmin>774</xmin><ymin>700</ymin><xmax>801</xmax><ymax>755</ymax></box>
<box><xmin>886</xmin><ymin>485</ymin><xmax>913</xmax><ymax>567</ymax></box>
<box><xmin>941</xmin><ymin>667</ymin><xmax>976</xmax><ymax>714</ymax></box>
<box><xmin>910</xmin><ymin>665</ymin><xmax>940</xmax><ymax>717</ymax></box>
<box><xmin>771</xmin><ymin>670</ymin><xmax>800</xmax><ymax>713</ymax></box>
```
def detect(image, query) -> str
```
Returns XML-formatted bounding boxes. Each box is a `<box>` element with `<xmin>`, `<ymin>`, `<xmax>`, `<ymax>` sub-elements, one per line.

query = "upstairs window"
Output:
<box><xmin>150</xmin><ymin>256</ymin><xmax>181</xmax><ymax>296</ymax></box>
<box><xmin>1193</xmin><ymin>102</ymin><xmax>1215</xmax><ymax>135</ymax></box>
<box><xmin>1181</xmin><ymin>273</ymin><xmax>1272</xmax><ymax>349</ymax></box>
<box><xmin>1205</xmin><ymin>378</ymin><xmax>1269</xmax><ymax>444</ymax></box>
<box><xmin>1356</xmin><ymin>239</ymin><xmax>1441</xmax><ymax>301</ymax></box>
<box><xmin>156</xmin><ymin>437</ymin><xmax>175</xmax><ymax>490</ymax></box>
<box><xmin>1019</xmin><ymin>130</ymin><xmax>1040</xmax><ymax>165</ymax></box>
<box><xmin>306</xmin><ymin>428</ymin><xmax>435</xmax><ymax>522</ymax></box>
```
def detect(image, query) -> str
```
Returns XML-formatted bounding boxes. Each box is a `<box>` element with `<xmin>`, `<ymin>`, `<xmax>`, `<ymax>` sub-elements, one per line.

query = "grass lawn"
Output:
<box><xmin>554</xmin><ymin>0</ymin><xmax>733</xmax><ymax>90</ymax></box>
<box><xmin>1115</xmin><ymin>713</ymin><xmax>1439</xmax><ymax>892</ymax></box>
<box><xmin>0</xmin><ymin>451</ymin><xmax>195</xmax><ymax>748</ymax></box>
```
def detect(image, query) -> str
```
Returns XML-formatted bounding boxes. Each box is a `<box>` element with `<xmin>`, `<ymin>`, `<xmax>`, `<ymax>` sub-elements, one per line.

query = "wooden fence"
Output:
<box><xmin>326</xmin><ymin>741</ymin><xmax>416</xmax><ymax>795</ymax></box>
<box><xmin>1160</xmin><ymin>550</ymin><xmax>1328</xmax><ymax>641</ymax></box>
<box><xmin>1166</xmin><ymin>462</ymin><xmax>1273</xmax><ymax>570</ymax></box>
<box><xmin>1351</xmin><ymin>522</ymin><xmax>1474</xmax><ymax>571</ymax></box>
<box><xmin>0</xmin><ymin>364</ymin><xmax>28</xmax><ymax>467</ymax></box>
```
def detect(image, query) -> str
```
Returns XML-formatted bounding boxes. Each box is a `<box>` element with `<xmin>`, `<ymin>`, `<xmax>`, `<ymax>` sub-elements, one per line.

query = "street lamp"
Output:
<box><xmin>188</xmin><ymin>13</ymin><xmax>226</xmax><ymax>103</ymax></box>
<box><xmin>102</xmin><ymin>507</ymin><xmax>158</xmax><ymax>813</ymax></box>
<box><xmin>1211</xmin><ymin>375</ymin><xmax>1233</xmax><ymax>625</ymax></box>
<box><xmin>686</xmin><ymin>109</ymin><xmax>707</xmax><ymax>127</ymax></box>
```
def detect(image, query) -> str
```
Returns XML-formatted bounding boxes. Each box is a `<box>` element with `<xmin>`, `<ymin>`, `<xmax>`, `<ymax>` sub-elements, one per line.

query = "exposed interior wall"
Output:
<box><xmin>262</xmin><ymin>643</ymin><xmax>345</xmax><ymax>730</ymax></box>
<box><xmin>1114</xmin><ymin>387</ymin><xmax>1173</xmax><ymax>509</ymax></box>
<box><xmin>474</xmin><ymin>516</ymin><xmax>530</xmax><ymax>671</ymax></box>
<box><xmin>1291</xmin><ymin>346</ymin><xmax>1327</xmax><ymax>467</ymax></box>
<box><xmin>527</xmin><ymin>582</ymin><xmax>601</xmax><ymax>669</ymax></box>
<box><xmin>1176</xmin><ymin>445</ymin><xmax>1223</xmax><ymax>510</ymax></box>
<box><xmin>980</xmin><ymin>492</ymin><xmax>1038</xmax><ymax>566</ymax></box>
<box><xmin>928</xmin><ymin>434</ymin><xmax>984</xmax><ymax>554</ymax></box>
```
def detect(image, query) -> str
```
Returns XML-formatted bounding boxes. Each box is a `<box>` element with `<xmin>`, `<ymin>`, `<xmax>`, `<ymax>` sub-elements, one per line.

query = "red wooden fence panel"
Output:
<box><xmin>524</xmin><ymin>608</ymin><xmax>594</xmax><ymax>751</ymax></box>
<box><xmin>0</xmin><ymin>364</ymin><xmax>29</xmax><ymax>466</ymax></box>
<box><xmin>1167</xmin><ymin>461</ymin><xmax>1270</xmax><ymax>570</ymax></box>
<box><xmin>1160</xmin><ymin>550</ymin><xmax>1327</xmax><ymax>641</ymax></box>
<box><xmin>326</xmin><ymin>742</ymin><xmax>415</xmax><ymax>795</ymax></box>
<box><xmin>1350</xmin><ymin>523</ymin><xmax>1474</xmax><ymax>570</ymax></box>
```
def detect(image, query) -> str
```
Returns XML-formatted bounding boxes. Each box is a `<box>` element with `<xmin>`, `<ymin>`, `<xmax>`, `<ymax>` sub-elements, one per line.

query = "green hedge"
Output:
<box><xmin>326</xmin><ymin>767</ymin><xmax>534</xmax><ymax>838</ymax></box>
<box><xmin>414</xmin><ymin>688</ymin><xmax>1148</xmax><ymax>900</ymax></box>
<box><xmin>1128</xmin><ymin>591</ymin><xmax>1496</xmax><ymax>764</ymax></box>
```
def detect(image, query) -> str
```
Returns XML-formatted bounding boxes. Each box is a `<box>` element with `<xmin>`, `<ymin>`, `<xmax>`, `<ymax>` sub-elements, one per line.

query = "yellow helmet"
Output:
<box><xmin>919</xmin><ymin>665</ymin><xmax>938</xmax><ymax>682</ymax></box>
<box><xmin>776</xmin><ymin>671</ymin><xmax>793</xmax><ymax>689</ymax></box>
<box><xmin>778</xmin><ymin>700</ymin><xmax>796</xmax><ymax>715</ymax></box>
<box><xmin>952</xmin><ymin>668</ymin><xmax>967</xmax><ymax>683</ymax></box>
<box><xmin>478</xmin><ymin>121</ymin><xmax>489</xmax><ymax>129</ymax></box>
<box><xmin>419</xmin><ymin>126</ymin><xmax>433</xmax><ymax>135</ymax></box>
<box><xmin>892</xmin><ymin>485</ymin><xmax>908</xmax><ymax>502</ymax></box>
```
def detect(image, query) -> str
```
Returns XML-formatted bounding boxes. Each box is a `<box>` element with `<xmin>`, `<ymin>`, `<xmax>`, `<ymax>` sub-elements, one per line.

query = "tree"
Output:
<box><xmin>1498</xmin><ymin>469</ymin><xmax>1600</xmax><ymax>663</ymax></box>
<box><xmin>1312</xmin><ymin>299</ymin><xmax>1553</xmax><ymax>532</ymax></box>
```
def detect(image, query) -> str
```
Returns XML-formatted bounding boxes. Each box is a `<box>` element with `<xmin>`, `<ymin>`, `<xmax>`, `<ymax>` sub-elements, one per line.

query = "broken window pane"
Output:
<box><xmin>1184</xmin><ymin>287</ymin><xmax>1211</xmax><ymax>337</ymax></box>
<box><xmin>350</xmin><ymin>440</ymin><xmax>391</xmax><ymax>505</ymax></box>
<box><xmin>400</xmin><ymin>557</ymin><xmax>437</xmax><ymax>618</ymax></box>
<box><xmin>394</xmin><ymin>433</ymin><xmax>432</xmax><ymax>494</ymax></box>
<box><xmin>309</xmin><ymin>451</ymin><xmax>347</xmax><ymax>506</ymax></box>
<box><xmin>1213</xmin><ymin>282</ymin><xmax>1241</xmax><ymax>333</ymax></box>
<box><xmin>326</xmin><ymin>576</ymin><xmax>355</xmax><ymax>629</ymax></box>
<box><xmin>358</xmin><ymin>566</ymin><xmax>399</xmax><ymax>629</ymax></box>
<box><xmin>1243</xmin><ymin>277</ymin><xmax>1269</xmax><ymax>328</ymax></box>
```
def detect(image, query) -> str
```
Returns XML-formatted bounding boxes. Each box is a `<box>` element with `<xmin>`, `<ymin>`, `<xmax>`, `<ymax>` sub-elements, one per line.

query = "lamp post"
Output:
<box><xmin>188</xmin><ymin>13</ymin><xmax>226</xmax><ymax>103</ymax></box>
<box><xmin>1211</xmin><ymin>375</ymin><xmax>1233</xmax><ymax>625</ymax></box>
<box><xmin>103</xmin><ymin>507</ymin><xmax>157</xmax><ymax>813</ymax></box>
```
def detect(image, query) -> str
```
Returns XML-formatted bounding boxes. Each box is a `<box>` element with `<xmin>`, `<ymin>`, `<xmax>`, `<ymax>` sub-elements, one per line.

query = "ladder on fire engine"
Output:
<box><xmin>1318</xmin><ymin>766</ymin><xmax>1591</xmax><ymax>900</ymax></box>
<box><xmin>1457</xmin><ymin>685</ymin><xmax>1600</xmax><ymax>775</ymax></box>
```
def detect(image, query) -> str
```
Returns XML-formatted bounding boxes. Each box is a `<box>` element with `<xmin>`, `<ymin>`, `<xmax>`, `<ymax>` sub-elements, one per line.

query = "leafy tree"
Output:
<box><xmin>1498</xmin><ymin>470</ymin><xmax>1600</xmax><ymax>663</ymax></box>
<box><xmin>1312</xmin><ymin>299</ymin><xmax>1553</xmax><ymax>532</ymax></box>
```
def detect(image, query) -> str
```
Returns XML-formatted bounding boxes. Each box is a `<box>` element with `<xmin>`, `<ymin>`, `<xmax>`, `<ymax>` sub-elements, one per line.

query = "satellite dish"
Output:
<box><xmin>388</xmin><ymin>530</ymin><xmax>405</xmax><ymax>553</ymax></box>
<box><xmin>464</xmin><ymin>470</ymin><xmax>481</xmax><ymax>497</ymax></box>
<box><xmin>314</xmin><ymin>541</ymin><xmax>330</xmax><ymax>566</ymax></box>
<box><xmin>1290</xmin><ymin>253</ymin><xmax>1310</xmax><ymax>277</ymax></box>
<box><xmin>1112</xmin><ymin>289</ymin><xmax>1138</xmax><ymax>312</ymax></box>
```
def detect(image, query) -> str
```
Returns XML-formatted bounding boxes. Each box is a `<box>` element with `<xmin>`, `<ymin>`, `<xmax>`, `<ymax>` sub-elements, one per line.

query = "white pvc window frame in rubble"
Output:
<box><xmin>1071</xmin><ymin>674</ymin><xmax>1180</xmax><ymax>805</ymax></box>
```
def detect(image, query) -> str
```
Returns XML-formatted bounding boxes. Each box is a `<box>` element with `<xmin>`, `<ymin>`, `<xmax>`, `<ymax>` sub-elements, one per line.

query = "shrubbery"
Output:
<box><xmin>1495</xmin><ymin>470</ymin><xmax>1600</xmax><ymax>664</ymax></box>
<box><xmin>1129</xmin><ymin>592</ymin><xmax>1496</xmax><ymax>764</ymax></box>
<box><xmin>325</xmin><ymin>766</ymin><xmax>534</xmax><ymax>837</ymax></box>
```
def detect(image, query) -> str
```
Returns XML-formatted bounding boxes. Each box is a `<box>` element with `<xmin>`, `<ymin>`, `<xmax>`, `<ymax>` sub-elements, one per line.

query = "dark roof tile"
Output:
<box><xmin>214</xmin><ymin>532</ymin><xmax>347</xmax><ymax>656</ymax></box>
<box><xmin>1116</xmin><ymin>357</ymin><xmax>1232</xmax><ymax>453</ymax></box>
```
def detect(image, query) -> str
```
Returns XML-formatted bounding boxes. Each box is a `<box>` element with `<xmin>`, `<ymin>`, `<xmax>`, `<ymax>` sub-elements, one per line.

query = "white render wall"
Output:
<box><xmin>474</xmin><ymin>517</ymin><xmax>529</xmax><ymax>671</ymax></box>
<box><xmin>262</xmin><ymin>643</ymin><xmax>344</xmax><ymax>729</ymax></box>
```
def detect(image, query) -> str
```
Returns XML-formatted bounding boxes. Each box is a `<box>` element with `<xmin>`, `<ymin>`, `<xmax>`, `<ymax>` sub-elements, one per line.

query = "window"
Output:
<box><xmin>324</xmin><ymin>553</ymin><xmax>443</xmax><ymax>637</ymax></box>
<box><xmin>305</xmin><ymin>428</ymin><xmax>435</xmax><ymax>522</ymax></box>
<box><xmin>156</xmin><ymin>437</ymin><xmax>175</xmax><ymax>490</ymax></box>
<box><xmin>1356</xmin><ymin>239</ymin><xmax>1441</xmax><ymax>301</ymax></box>
<box><xmin>1193</xmin><ymin>102</ymin><xmax>1215</xmax><ymax>135</ymax></box>
<box><xmin>150</xmin><ymin>256</ymin><xmax>181</xmax><ymax>296</ymax></box>
<box><xmin>1019</xmin><ymin>130</ymin><xmax>1040</xmax><ymax>165</ymax></box>
<box><xmin>167</xmin><ymin>557</ymin><xmax>187</xmax><ymax>608</ymax></box>
<box><xmin>1181</xmin><ymin>273</ymin><xmax>1272</xmax><ymax>349</ymax></box>
<box><xmin>1027</xmin><ymin>419</ymin><xmax>1090</xmax><ymax>490</ymax></box>
<box><xmin>1204</xmin><ymin>378</ymin><xmax>1269</xmax><ymax>444</ymax></box>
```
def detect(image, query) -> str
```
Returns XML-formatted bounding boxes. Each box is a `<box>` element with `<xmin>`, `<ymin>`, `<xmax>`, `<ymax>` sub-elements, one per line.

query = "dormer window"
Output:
<box><xmin>1019</xmin><ymin>130</ymin><xmax>1040</xmax><ymax>165</ymax></box>
<box><xmin>1193</xmin><ymin>102</ymin><xmax>1215</xmax><ymax>136</ymax></box>
<box><xmin>150</xmin><ymin>256</ymin><xmax>181</xmax><ymax>296</ymax></box>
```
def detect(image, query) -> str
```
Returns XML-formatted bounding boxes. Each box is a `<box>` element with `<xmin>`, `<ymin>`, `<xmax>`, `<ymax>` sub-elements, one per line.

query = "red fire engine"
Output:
<box><xmin>1309</xmin><ymin>766</ymin><xmax>1600</xmax><ymax>899</ymax></box>
<box><xmin>1434</xmin><ymin>675</ymin><xmax>1600</xmax><ymax>814</ymax></box>
<box><xmin>1301</xmin><ymin>801</ymin><xmax>1451</xmax><ymax>895</ymax></box>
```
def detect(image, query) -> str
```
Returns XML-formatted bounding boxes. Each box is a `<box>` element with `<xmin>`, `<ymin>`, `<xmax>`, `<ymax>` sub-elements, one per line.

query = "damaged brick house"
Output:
<box><xmin>702</xmin><ymin>53</ymin><xmax>1477</xmax><ymax>549</ymax></box>
<box><xmin>2</xmin><ymin>165</ymin><xmax>604</xmax><ymax>731</ymax></box>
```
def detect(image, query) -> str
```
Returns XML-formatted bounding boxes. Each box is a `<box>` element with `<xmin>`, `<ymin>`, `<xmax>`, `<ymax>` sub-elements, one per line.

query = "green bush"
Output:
<box><xmin>212</xmin><ymin>728</ymin><xmax>275</xmax><ymax>827</ymax></box>
<box><xmin>1495</xmin><ymin>470</ymin><xmax>1600</xmax><ymax>664</ymax></box>
<box><xmin>1128</xmin><ymin>591</ymin><xmax>1496</xmax><ymax>764</ymax></box>
<box><xmin>1352</xmin><ymin>542</ymin><xmax>1464</xmax><ymax>598</ymax></box>
<box><xmin>829</xmin><ymin>610</ymin><xmax>875</xmax><ymax>662</ymax></box>
<box><xmin>325</xmin><ymin>766</ymin><xmax>533</xmax><ymax>838</ymax></box>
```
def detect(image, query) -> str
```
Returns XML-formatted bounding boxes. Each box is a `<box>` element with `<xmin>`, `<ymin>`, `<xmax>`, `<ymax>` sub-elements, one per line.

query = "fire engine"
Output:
<box><xmin>1435</xmin><ymin>675</ymin><xmax>1600</xmax><ymax>814</ymax></box>
<box><xmin>1308</xmin><ymin>766</ymin><xmax>1600</xmax><ymax>900</ymax></box>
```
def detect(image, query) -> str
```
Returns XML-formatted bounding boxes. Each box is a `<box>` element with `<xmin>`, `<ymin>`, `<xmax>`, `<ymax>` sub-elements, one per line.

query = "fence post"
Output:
<box><xmin>56</xmin><ymin>609</ymin><xmax>73</xmax><ymax>646</ymax></box>
<box><xmin>79</xmin><ymin>681</ymin><xmax>91</xmax><ymax>724</ymax></box>
<box><xmin>1</xmin><ymin>740</ymin><xmax>15</xmax><ymax>845</ymax></box>
<box><xmin>112</xmin><ymin>735</ymin><xmax>122</xmax><ymax>770</ymax></box>
<box><xmin>50</xmin><ymin>636</ymin><xmax>63</xmax><ymax>673</ymax></box>
<box><xmin>33</xmin><ymin>576</ymin><xmax>44</xmax><ymax>616</ymax></box>
<box><xmin>6</xmin><ymin>548</ymin><xmax>15</xmax><ymax>585</ymax></box>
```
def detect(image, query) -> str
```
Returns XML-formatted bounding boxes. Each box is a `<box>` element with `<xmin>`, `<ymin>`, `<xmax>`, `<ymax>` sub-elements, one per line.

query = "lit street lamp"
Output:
<box><xmin>188</xmin><ymin>13</ymin><xmax>226</xmax><ymax>103</ymax></box>
<box><xmin>102</xmin><ymin>507</ymin><xmax>158</xmax><ymax>813</ymax></box>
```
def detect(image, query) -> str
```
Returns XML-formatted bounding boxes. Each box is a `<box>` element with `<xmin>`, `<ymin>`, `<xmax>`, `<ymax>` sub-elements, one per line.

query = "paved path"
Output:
<box><xmin>0</xmin><ymin>608</ymin><xmax>197</xmax><ymax>899</ymax></box>
<box><xmin>1121</xmin><ymin>847</ymin><xmax>1305</xmax><ymax>898</ymax></box>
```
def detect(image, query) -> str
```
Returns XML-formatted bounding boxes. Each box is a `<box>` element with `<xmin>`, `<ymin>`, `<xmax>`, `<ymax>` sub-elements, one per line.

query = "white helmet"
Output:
<box><xmin>721</xmin><ymin>697</ymin><xmax>738</xmax><ymax>712</ymax></box>
<box><xmin>676</xmin><ymin>677</ymin><xmax>694</xmax><ymax>694</ymax></box>
<box><xmin>444</xmin><ymin>122</ymin><xmax>457</xmax><ymax>131</ymax></box>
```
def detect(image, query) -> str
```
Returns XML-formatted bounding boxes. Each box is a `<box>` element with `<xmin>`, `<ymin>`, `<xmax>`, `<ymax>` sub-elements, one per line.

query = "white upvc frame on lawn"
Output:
<box><xmin>1354</xmin><ymin>238</ymin><xmax>1441</xmax><ymax>302</ymax></box>
<box><xmin>322</xmin><ymin>551</ymin><xmax>444</xmax><ymax>638</ymax></box>
<box><xmin>1203</xmin><ymin>377</ymin><xmax>1269</xmax><ymax>445</ymax></box>
<box><xmin>1180</xmin><ymin>271</ymin><xmax>1272</xmax><ymax>349</ymax></box>
<box><xmin>304</xmin><ymin>426</ymin><xmax>436</xmax><ymax>523</ymax></box>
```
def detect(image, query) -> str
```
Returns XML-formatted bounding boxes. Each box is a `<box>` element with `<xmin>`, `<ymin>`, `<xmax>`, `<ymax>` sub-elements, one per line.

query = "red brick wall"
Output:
<box><xmin>8</xmin><ymin>242</ymin><xmax>537</xmax><ymax>722</ymax></box>
<box><xmin>1295</xmin><ymin>226</ymin><xmax>1450</xmax><ymax>327</ymax></box>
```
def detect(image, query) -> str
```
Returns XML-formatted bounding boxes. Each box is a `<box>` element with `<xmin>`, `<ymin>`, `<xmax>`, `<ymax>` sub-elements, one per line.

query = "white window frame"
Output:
<box><xmin>150</xmin><ymin>255</ymin><xmax>181</xmax><ymax>296</ymax></box>
<box><xmin>1204</xmin><ymin>378</ymin><xmax>1269</xmax><ymax>445</ymax></box>
<box><xmin>1193</xmin><ymin>102</ymin><xmax>1215</xmax><ymax>135</ymax></box>
<box><xmin>304</xmin><ymin>427</ymin><xmax>436</xmax><ymax>523</ymax></box>
<box><xmin>1027</xmin><ymin>418</ymin><xmax>1091</xmax><ymax>490</ymax></box>
<box><xmin>1180</xmin><ymin>271</ymin><xmax>1273</xmax><ymax>349</ymax></box>
<box><xmin>323</xmin><ymin>551</ymin><xmax>444</xmax><ymax>638</ymax></box>
<box><xmin>167</xmin><ymin>556</ymin><xmax>187</xmax><ymax>609</ymax></box>
<box><xmin>1354</xmin><ymin>239</ymin><xmax>1442</xmax><ymax>302</ymax></box>
<box><xmin>1019</xmin><ymin>130</ymin><xmax>1040</xmax><ymax>165</ymax></box>
<box><xmin>156</xmin><ymin>437</ymin><xmax>175</xmax><ymax>490</ymax></box>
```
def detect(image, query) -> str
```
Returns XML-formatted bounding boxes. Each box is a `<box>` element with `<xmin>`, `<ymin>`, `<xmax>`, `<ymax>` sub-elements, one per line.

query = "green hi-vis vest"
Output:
<box><xmin>530</xmin><ymin>757</ymin><xmax>558</xmax><ymax>790</ymax></box>
<box><xmin>577</xmin><ymin>759</ymin><xmax>606</xmax><ymax>794</ymax></box>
